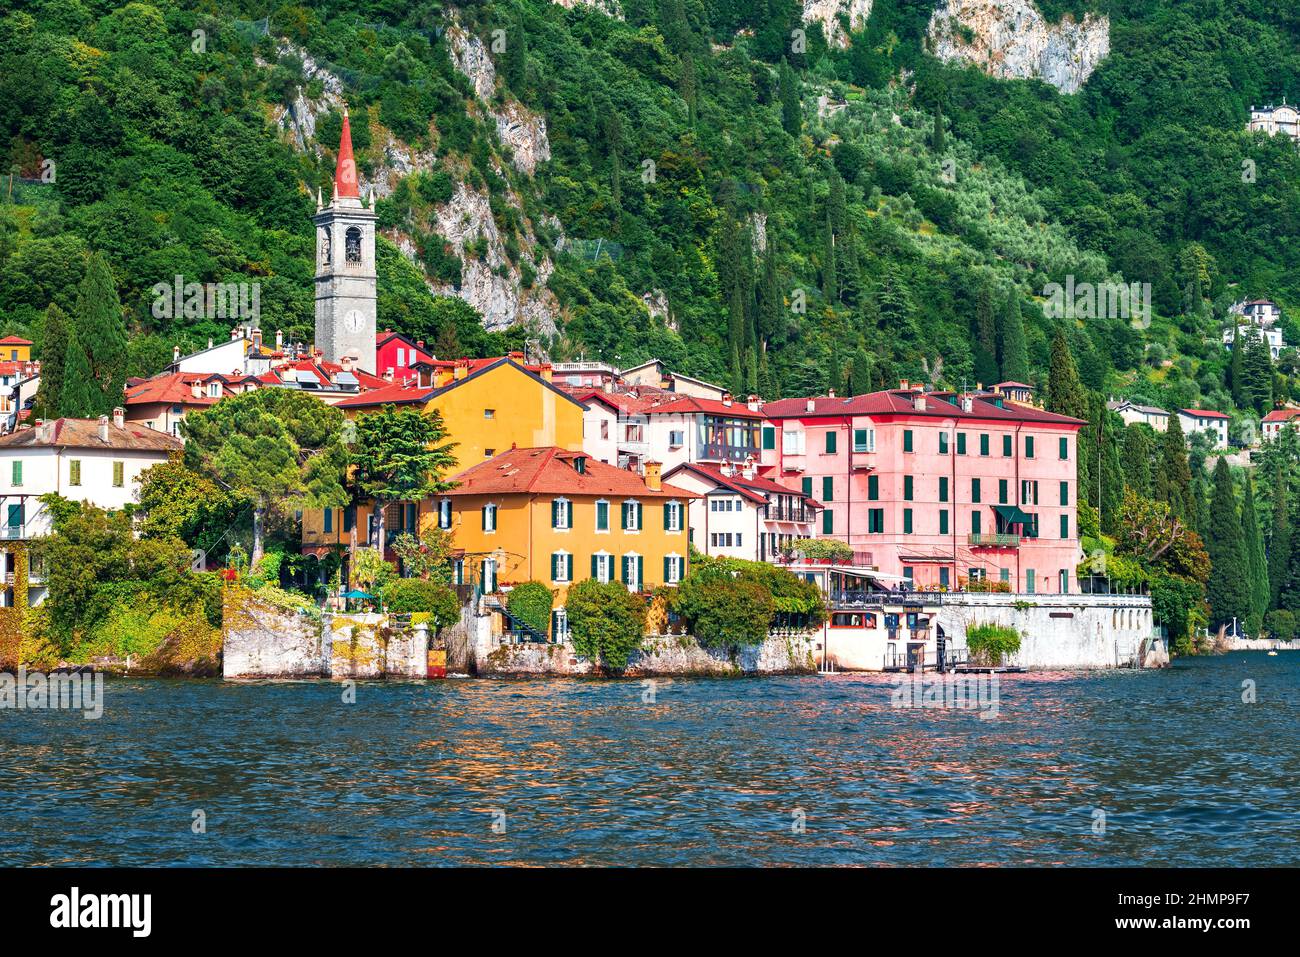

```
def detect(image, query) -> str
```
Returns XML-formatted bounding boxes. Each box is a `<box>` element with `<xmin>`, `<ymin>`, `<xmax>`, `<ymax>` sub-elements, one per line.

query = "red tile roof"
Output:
<box><xmin>666</xmin><ymin>461</ymin><xmax>822</xmax><ymax>508</ymax></box>
<box><xmin>0</xmin><ymin>418</ymin><xmax>182</xmax><ymax>452</ymax></box>
<box><xmin>0</xmin><ymin>335</ymin><xmax>32</xmax><ymax>345</ymax></box>
<box><xmin>1180</xmin><ymin>408</ymin><xmax>1230</xmax><ymax>419</ymax></box>
<box><xmin>445</xmin><ymin>446</ymin><xmax>696</xmax><ymax>499</ymax></box>
<box><xmin>764</xmin><ymin>390</ymin><xmax>1086</xmax><ymax>426</ymax></box>
<box><xmin>125</xmin><ymin>372</ymin><xmax>221</xmax><ymax>407</ymax></box>
<box><xmin>1263</xmin><ymin>408</ymin><xmax>1300</xmax><ymax>423</ymax></box>
<box><xmin>334</xmin><ymin>382</ymin><xmax>435</xmax><ymax>408</ymax></box>
<box><xmin>644</xmin><ymin>395</ymin><xmax>767</xmax><ymax>419</ymax></box>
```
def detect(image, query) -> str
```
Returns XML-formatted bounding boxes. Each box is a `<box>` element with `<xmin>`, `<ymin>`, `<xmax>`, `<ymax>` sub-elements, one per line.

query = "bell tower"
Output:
<box><xmin>313</xmin><ymin>108</ymin><xmax>377</xmax><ymax>373</ymax></box>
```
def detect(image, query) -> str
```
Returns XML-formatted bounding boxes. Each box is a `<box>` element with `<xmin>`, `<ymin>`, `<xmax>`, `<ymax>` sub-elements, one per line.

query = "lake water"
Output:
<box><xmin>2</xmin><ymin>653</ymin><xmax>1297</xmax><ymax>866</ymax></box>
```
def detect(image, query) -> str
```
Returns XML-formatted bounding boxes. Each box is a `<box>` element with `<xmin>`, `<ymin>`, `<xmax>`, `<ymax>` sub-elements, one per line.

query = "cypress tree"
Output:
<box><xmin>1206</xmin><ymin>458</ymin><xmax>1250</xmax><ymax>630</ymax></box>
<box><xmin>678</xmin><ymin>52</ymin><xmax>698</xmax><ymax>126</ymax></box>
<box><xmin>59</xmin><ymin>329</ymin><xmax>98</xmax><ymax>418</ymax></box>
<box><xmin>972</xmin><ymin>284</ymin><xmax>998</xmax><ymax>386</ymax></box>
<box><xmin>36</xmin><ymin>302</ymin><xmax>69</xmax><ymax>418</ymax></box>
<box><xmin>1047</xmin><ymin>330</ymin><xmax>1089</xmax><ymax>419</ymax></box>
<box><xmin>1154</xmin><ymin>414</ymin><xmax>1193</xmax><ymax>521</ymax></box>
<box><xmin>1228</xmin><ymin>323</ymin><xmax>1244</xmax><ymax>407</ymax></box>
<box><xmin>1121</xmin><ymin>423</ymin><xmax>1155</xmax><ymax>497</ymax></box>
<box><xmin>757</xmin><ymin>243</ymin><xmax>781</xmax><ymax>346</ymax></box>
<box><xmin>931</xmin><ymin>100</ymin><xmax>946</xmax><ymax>154</ymax></box>
<box><xmin>1268</xmin><ymin>477</ymin><xmax>1290</xmax><ymax>610</ymax></box>
<box><xmin>1241</xmin><ymin>476</ymin><xmax>1269</xmax><ymax>633</ymax></box>
<box><xmin>849</xmin><ymin>346</ymin><xmax>871</xmax><ymax>395</ymax></box>
<box><xmin>820</xmin><ymin>211</ymin><xmax>837</xmax><ymax>305</ymax></box>
<box><xmin>998</xmin><ymin>295</ymin><xmax>1030</xmax><ymax>383</ymax></box>
<box><xmin>778</xmin><ymin>58</ymin><xmax>801</xmax><ymax>137</ymax></box>
<box><xmin>73</xmin><ymin>251</ymin><xmax>128</xmax><ymax>416</ymax></box>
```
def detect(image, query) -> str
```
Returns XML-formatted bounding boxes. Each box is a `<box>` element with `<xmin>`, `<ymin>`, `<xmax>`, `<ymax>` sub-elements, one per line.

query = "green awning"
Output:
<box><xmin>992</xmin><ymin>504</ymin><xmax>1034</xmax><ymax>526</ymax></box>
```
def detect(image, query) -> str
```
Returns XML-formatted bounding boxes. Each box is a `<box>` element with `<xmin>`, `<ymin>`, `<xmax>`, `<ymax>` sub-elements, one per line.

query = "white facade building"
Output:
<box><xmin>1249</xmin><ymin>103</ymin><xmax>1300</xmax><ymax>141</ymax></box>
<box><xmin>1177</xmin><ymin>409</ymin><xmax>1230</xmax><ymax>449</ymax></box>
<box><xmin>1106</xmin><ymin>399</ymin><xmax>1170</xmax><ymax>432</ymax></box>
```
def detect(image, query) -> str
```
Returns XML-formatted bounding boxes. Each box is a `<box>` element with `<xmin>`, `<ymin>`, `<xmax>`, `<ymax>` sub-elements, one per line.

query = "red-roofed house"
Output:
<box><xmin>664</xmin><ymin>460</ymin><xmax>821</xmax><ymax>562</ymax></box>
<box><xmin>1262</xmin><ymin>407</ymin><xmax>1300</xmax><ymax>442</ymax></box>
<box><xmin>0</xmin><ymin>336</ymin><xmax>32</xmax><ymax>363</ymax></box>
<box><xmin>1177</xmin><ymin>409</ymin><xmax>1229</xmax><ymax>449</ymax></box>
<box><xmin>375</xmin><ymin>331</ymin><xmax>432</xmax><ymax>382</ymax></box>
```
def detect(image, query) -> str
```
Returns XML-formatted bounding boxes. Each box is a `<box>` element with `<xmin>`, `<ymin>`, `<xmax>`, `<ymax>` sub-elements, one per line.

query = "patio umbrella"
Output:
<box><xmin>340</xmin><ymin>589</ymin><xmax>375</xmax><ymax>601</ymax></box>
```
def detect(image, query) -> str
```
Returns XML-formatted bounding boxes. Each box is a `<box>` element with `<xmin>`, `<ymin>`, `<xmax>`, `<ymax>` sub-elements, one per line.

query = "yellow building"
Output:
<box><xmin>0</xmin><ymin>336</ymin><xmax>32</xmax><ymax>362</ymax></box>
<box><xmin>436</xmin><ymin>448</ymin><xmax>695</xmax><ymax>614</ymax></box>
<box><xmin>302</xmin><ymin>356</ymin><xmax>587</xmax><ymax>555</ymax></box>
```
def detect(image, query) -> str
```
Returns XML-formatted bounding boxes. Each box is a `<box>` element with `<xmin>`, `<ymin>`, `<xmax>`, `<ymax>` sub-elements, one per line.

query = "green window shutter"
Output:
<box><xmin>663</xmin><ymin>503</ymin><xmax>671</xmax><ymax>530</ymax></box>
<box><xmin>597</xmin><ymin>501</ymin><xmax>608</xmax><ymax>531</ymax></box>
<box><xmin>552</xmin><ymin>500</ymin><xmax>559</xmax><ymax>527</ymax></box>
<box><xmin>999</xmin><ymin>480</ymin><xmax>1008</xmax><ymax>504</ymax></box>
<box><xmin>1060</xmin><ymin>514</ymin><xmax>1069</xmax><ymax>539</ymax></box>
<box><xmin>406</xmin><ymin>503</ymin><xmax>416</xmax><ymax>530</ymax></box>
<box><xmin>344</xmin><ymin>506</ymin><xmax>355</xmax><ymax>532</ymax></box>
<box><xmin>482</xmin><ymin>506</ymin><xmax>489</xmax><ymax>531</ymax></box>
<box><xmin>12</xmin><ymin>460</ymin><xmax>21</xmax><ymax>485</ymax></box>
<box><xmin>622</xmin><ymin>555</ymin><xmax>630</xmax><ymax>584</ymax></box>
<box><xmin>1059</xmin><ymin>436</ymin><xmax>1068</xmax><ymax>459</ymax></box>
<box><xmin>324</xmin><ymin>509</ymin><xmax>333</xmax><ymax>533</ymax></box>
<box><xmin>801</xmin><ymin>477</ymin><xmax>812</xmax><ymax>497</ymax></box>
<box><xmin>822</xmin><ymin>509</ymin><xmax>833</xmax><ymax>535</ymax></box>
<box><xmin>939</xmin><ymin>510</ymin><xmax>949</xmax><ymax>534</ymax></box>
<box><xmin>853</xmin><ymin>428</ymin><xmax>867</xmax><ymax>451</ymax></box>
<box><xmin>7</xmin><ymin>503</ymin><xmax>22</xmax><ymax>528</ymax></box>
<box><xmin>1060</xmin><ymin>481</ymin><xmax>1069</xmax><ymax>506</ymax></box>
<box><xmin>939</xmin><ymin>477</ymin><xmax>948</xmax><ymax>502</ymax></box>
<box><xmin>825</xmin><ymin>431</ymin><xmax>836</xmax><ymax>454</ymax></box>
<box><xmin>971</xmin><ymin>478</ymin><xmax>981</xmax><ymax>503</ymax></box>
<box><xmin>664</xmin><ymin>556</ymin><xmax>671</xmax><ymax>582</ymax></box>
<box><xmin>69</xmin><ymin>460</ymin><xmax>81</xmax><ymax>485</ymax></box>
<box><xmin>1025</xmin><ymin>436</ymin><xmax>1035</xmax><ymax>458</ymax></box>
<box><xmin>591</xmin><ymin>554</ymin><xmax>599</xmax><ymax>579</ymax></box>
<box><xmin>551</xmin><ymin>553</ymin><xmax>559</xmax><ymax>580</ymax></box>
<box><xmin>903</xmin><ymin>430</ymin><xmax>913</xmax><ymax>452</ymax></box>
<box><xmin>957</xmin><ymin>433</ymin><xmax>966</xmax><ymax>455</ymax></box>
<box><xmin>637</xmin><ymin>556</ymin><xmax>644</xmax><ymax>587</ymax></box>
<box><xmin>567</xmin><ymin>555</ymin><xmax>574</xmax><ymax>580</ymax></box>
<box><xmin>1002</xmin><ymin>435</ymin><xmax>1012</xmax><ymax>456</ymax></box>
<box><xmin>904</xmin><ymin>475</ymin><xmax>913</xmax><ymax>501</ymax></box>
<box><xmin>903</xmin><ymin>508</ymin><xmax>913</xmax><ymax>534</ymax></box>
<box><xmin>939</xmin><ymin>432</ymin><xmax>948</xmax><ymax>454</ymax></box>
<box><xmin>980</xmin><ymin>434</ymin><xmax>989</xmax><ymax>456</ymax></box>
<box><xmin>762</xmin><ymin>426</ymin><xmax>775</xmax><ymax>450</ymax></box>
<box><xmin>822</xmin><ymin>477</ymin><xmax>833</xmax><ymax>502</ymax></box>
<box><xmin>972</xmin><ymin>510</ymin><xmax>981</xmax><ymax>534</ymax></box>
<box><xmin>868</xmin><ymin>475</ymin><xmax>878</xmax><ymax>500</ymax></box>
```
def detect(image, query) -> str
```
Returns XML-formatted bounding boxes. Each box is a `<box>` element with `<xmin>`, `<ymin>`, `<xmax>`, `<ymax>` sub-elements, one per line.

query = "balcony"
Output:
<box><xmin>850</xmin><ymin>449</ymin><xmax>876</xmax><ymax>470</ymax></box>
<box><xmin>0</xmin><ymin>524</ymin><xmax>26</xmax><ymax>540</ymax></box>
<box><xmin>968</xmin><ymin>532</ymin><xmax>1021</xmax><ymax>547</ymax></box>
<box><xmin>764</xmin><ymin>504</ymin><xmax>811</xmax><ymax>523</ymax></box>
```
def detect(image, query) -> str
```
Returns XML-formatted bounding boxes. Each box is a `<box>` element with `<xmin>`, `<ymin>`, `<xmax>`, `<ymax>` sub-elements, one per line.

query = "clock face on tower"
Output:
<box><xmin>344</xmin><ymin>309</ymin><xmax>365</xmax><ymax>333</ymax></box>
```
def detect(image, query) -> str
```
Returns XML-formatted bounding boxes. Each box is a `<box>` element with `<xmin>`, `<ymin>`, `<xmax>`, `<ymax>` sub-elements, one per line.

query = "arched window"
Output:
<box><xmin>345</xmin><ymin>226</ymin><xmax>362</xmax><ymax>263</ymax></box>
<box><xmin>320</xmin><ymin>229</ymin><xmax>331</xmax><ymax>266</ymax></box>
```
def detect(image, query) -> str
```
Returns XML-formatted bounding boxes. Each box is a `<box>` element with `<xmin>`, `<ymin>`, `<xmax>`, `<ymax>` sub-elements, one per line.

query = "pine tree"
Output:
<box><xmin>820</xmin><ymin>211</ymin><xmax>837</xmax><ymax>305</ymax></box>
<box><xmin>1241</xmin><ymin>326</ymin><xmax>1274</xmax><ymax>414</ymax></box>
<box><xmin>1228</xmin><ymin>322</ymin><xmax>1244</xmax><ymax>406</ymax></box>
<box><xmin>73</xmin><ymin>251</ymin><xmax>128</xmax><ymax>416</ymax></box>
<box><xmin>849</xmin><ymin>347</ymin><xmax>871</xmax><ymax>395</ymax></box>
<box><xmin>998</xmin><ymin>295</ymin><xmax>1030</xmax><ymax>383</ymax></box>
<box><xmin>1268</xmin><ymin>477</ymin><xmax>1290</xmax><ymax>610</ymax></box>
<box><xmin>1120</xmin><ymin>423</ymin><xmax>1155</xmax><ymax>497</ymax></box>
<box><xmin>778</xmin><ymin>58</ymin><xmax>801</xmax><ymax>137</ymax></box>
<box><xmin>1241</xmin><ymin>476</ymin><xmax>1269</xmax><ymax>633</ymax></box>
<box><xmin>1153</xmin><ymin>414</ymin><xmax>1193</xmax><ymax>521</ymax></box>
<box><xmin>1206</xmin><ymin>458</ymin><xmax>1250</xmax><ymax>630</ymax></box>
<box><xmin>59</xmin><ymin>329</ymin><xmax>98</xmax><ymax>418</ymax></box>
<box><xmin>1046</xmin><ymin>330</ymin><xmax>1089</xmax><ymax>420</ymax></box>
<box><xmin>35</xmin><ymin>302</ymin><xmax>69</xmax><ymax>418</ymax></box>
<box><xmin>972</xmin><ymin>284</ymin><xmax>998</xmax><ymax>386</ymax></box>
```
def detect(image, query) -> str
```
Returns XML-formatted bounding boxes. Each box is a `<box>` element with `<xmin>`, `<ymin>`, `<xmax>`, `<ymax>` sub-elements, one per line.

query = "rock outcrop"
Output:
<box><xmin>927</xmin><ymin>0</ymin><xmax>1109</xmax><ymax>94</ymax></box>
<box><xmin>802</xmin><ymin>0</ymin><xmax>873</xmax><ymax>50</ymax></box>
<box><xmin>551</xmin><ymin>0</ymin><xmax>623</xmax><ymax>16</ymax></box>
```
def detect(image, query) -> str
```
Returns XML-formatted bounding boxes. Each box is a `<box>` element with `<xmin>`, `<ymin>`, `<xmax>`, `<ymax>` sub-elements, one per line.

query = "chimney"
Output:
<box><xmin>36</xmin><ymin>419</ymin><xmax>49</xmax><ymax>443</ymax></box>
<box><xmin>341</xmin><ymin>356</ymin><xmax>353</xmax><ymax>373</ymax></box>
<box><xmin>722</xmin><ymin>392</ymin><xmax>733</xmax><ymax>407</ymax></box>
<box><xmin>252</xmin><ymin>328</ymin><xmax>263</xmax><ymax>350</ymax></box>
<box><xmin>644</xmin><ymin>460</ymin><xmax>662</xmax><ymax>492</ymax></box>
<box><xmin>384</xmin><ymin>367</ymin><xmax>395</xmax><ymax>382</ymax></box>
<box><xmin>208</xmin><ymin>338</ymin><xmax>214</xmax><ymax>349</ymax></box>
<box><xmin>914</xmin><ymin>394</ymin><xmax>927</xmax><ymax>412</ymax></box>
<box><xmin>805</xmin><ymin>399</ymin><xmax>815</xmax><ymax>413</ymax></box>
<box><xmin>98</xmin><ymin>414</ymin><xmax>109</xmax><ymax>443</ymax></box>
<box><xmin>276</xmin><ymin>329</ymin><xmax>284</xmax><ymax>352</ymax></box>
<box><xmin>173</xmin><ymin>345</ymin><xmax>181</xmax><ymax>363</ymax></box>
<box><xmin>454</xmin><ymin>364</ymin><xmax>468</xmax><ymax>381</ymax></box>
<box><xmin>899</xmin><ymin>379</ymin><xmax>908</xmax><ymax>390</ymax></box>
<box><xmin>961</xmin><ymin>395</ymin><xmax>973</xmax><ymax>413</ymax></box>
<box><xmin>747</xmin><ymin>394</ymin><xmax>761</xmax><ymax>412</ymax></box>
<box><xmin>741</xmin><ymin>458</ymin><xmax>756</xmax><ymax>480</ymax></box>
<box><xmin>230</xmin><ymin>327</ymin><xmax>241</xmax><ymax>341</ymax></box>
<box><xmin>112</xmin><ymin>406</ymin><xmax>124</xmax><ymax>429</ymax></box>
<box><xmin>828</xmin><ymin>389</ymin><xmax>836</xmax><ymax>399</ymax></box>
<box><xmin>191</xmin><ymin>380</ymin><xmax>201</xmax><ymax>399</ymax></box>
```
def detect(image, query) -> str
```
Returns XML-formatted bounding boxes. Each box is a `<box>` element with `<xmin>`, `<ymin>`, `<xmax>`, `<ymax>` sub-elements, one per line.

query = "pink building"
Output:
<box><xmin>762</xmin><ymin>386</ymin><xmax>1086</xmax><ymax>594</ymax></box>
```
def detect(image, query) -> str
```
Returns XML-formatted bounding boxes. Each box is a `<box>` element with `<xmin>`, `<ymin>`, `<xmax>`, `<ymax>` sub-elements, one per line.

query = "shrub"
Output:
<box><xmin>966</xmin><ymin>623</ymin><xmax>1022</xmax><ymax>665</ymax></box>
<box><xmin>1265</xmin><ymin>609</ymin><xmax>1296</xmax><ymax>642</ymax></box>
<box><xmin>384</xmin><ymin>578</ymin><xmax>460</xmax><ymax>627</ymax></box>
<box><xmin>673</xmin><ymin>578</ymin><xmax>774</xmax><ymax>650</ymax></box>
<box><xmin>506</xmin><ymin>580</ymin><xmax>554</xmax><ymax>635</ymax></box>
<box><xmin>789</xmin><ymin>538</ymin><xmax>853</xmax><ymax>563</ymax></box>
<box><xmin>567</xmin><ymin>579</ymin><xmax>646</xmax><ymax>672</ymax></box>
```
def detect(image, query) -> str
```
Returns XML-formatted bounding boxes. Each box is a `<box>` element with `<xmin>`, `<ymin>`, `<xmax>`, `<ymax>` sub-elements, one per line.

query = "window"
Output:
<box><xmin>1026</xmin><ymin>569</ymin><xmax>1036</xmax><ymax>594</ymax></box>
<box><xmin>324</xmin><ymin>508</ymin><xmax>333</xmax><ymax>533</ymax></box>
<box><xmin>971</xmin><ymin>510</ymin><xmax>981</xmax><ymax>534</ymax></box>
<box><xmin>801</xmin><ymin>477</ymin><xmax>813</xmax><ymax>497</ymax></box>
<box><xmin>621</xmin><ymin>554</ymin><xmax>643</xmax><ymax>590</ymax></box>
<box><xmin>207</xmin><ymin>382</ymin><xmax>221</xmax><ymax>398</ymax></box>
<box><xmin>980</xmin><ymin>433</ymin><xmax>989</xmax><ymax>456</ymax></box>
<box><xmin>868</xmin><ymin>508</ymin><xmax>884</xmax><ymax>533</ymax></box>
<box><xmin>595</xmin><ymin>500</ymin><xmax>610</xmax><ymax>532</ymax></box>
<box><xmin>1025</xmin><ymin>435</ymin><xmax>1035</xmax><ymax>458</ymax></box>
<box><xmin>664</xmin><ymin>554</ymin><xmax>684</xmax><ymax>584</ymax></box>
<box><xmin>591</xmin><ymin>553</ymin><xmax>612</xmax><ymax>583</ymax></box>
<box><xmin>439</xmin><ymin>499</ymin><xmax>452</xmax><ymax>529</ymax></box>
<box><xmin>1059</xmin><ymin>436</ymin><xmax>1069</xmax><ymax>460</ymax></box>
<box><xmin>484</xmin><ymin>449</ymin><xmax>495</xmax><ymax>458</ymax></box>
<box><xmin>957</xmin><ymin>432</ymin><xmax>967</xmax><ymax>455</ymax></box>
<box><xmin>971</xmin><ymin>478</ymin><xmax>981</xmax><ymax>503</ymax></box>
<box><xmin>1002</xmin><ymin>434</ymin><xmax>1012</xmax><ymax>457</ymax></box>
<box><xmin>762</xmin><ymin>426</ymin><xmax>776</xmax><ymax>450</ymax></box>
<box><xmin>112</xmin><ymin>461</ymin><xmax>124</xmax><ymax>488</ymax></box>
<box><xmin>939</xmin><ymin>432</ymin><xmax>949</xmax><ymax>455</ymax></box>
<box><xmin>622</xmin><ymin>500</ymin><xmax>642</xmax><ymax>531</ymax></box>
<box><xmin>939</xmin><ymin>477</ymin><xmax>949</xmax><ymax>502</ymax></box>
<box><xmin>903</xmin><ymin>475</ymin><xmax>913</xmax><ymax>501</ymax></box>
<box><xmin>10</xmin><ymin>461</ymin><xmax>20</xmax><ymax>486</ymax></box>
<box><xmin>7</xmin><ymin>502</ymin><xmax>23</xmax><ymax>530</ymax></box>
<box><xmin>484</xmin><ymin>409</ymin><xmax>496</xmax><ymax>419</ymax></box>
<box><xmin>551</xmin><ymin>552</ymin><xmax>573</xmax><ymax>583</ymax></box>
<box><xmin>1060</xmin><ymin>481</ymin><xmax>1069</xmax><ymax>506</ymax></box>
<box><xmin>939</xmin><ymin>509</ymin><xmax>949</xmax><ymax>535</ymax></box>
<box><xmin>668</xmin><ymin>430</ymin><xmax>685</xmax><ymax>447</ymax></box>
<box><xmin>664</xmin><ymin>500</ymin><xmax>682</xmax><ymax>532</ymax></box>
<box><xmin>600</xmin><ymin>420</ymin><xmax>610</xmax><ymax>440</ymax></box>
<box><xmin>1000</xmin><ymin>568</ymin><xmax>1010</xmax><ymax>583</ymax></box>
<box><xmin>868</xmin><ymin>475</ymin><xmax>879</xmax><ymax>500</ymax></box>
<box><xmin>853</xmin><ymin>428</ymin><xmax>874</xmax><ymax>453</ymax></box>
<box><xmin>482</xmin><ymin>503</ymin><xmax>497</xmax><ymax>532</ymax></box>
<box><xmin>481</xmin><ymin>557</ymin><xmax>498</xmax><ymax>594</ymax></box>
<box><xmin>999</xmin><ymin>479</ymin><xmax>1008</xmax><ymax>504</ymax></box>
<box><xmin>344</xmin><ymin>506</ymin><xmax>355</xmax><ymax>532</ymax></box>
<box><xmin>822</xmin><ymin>509</ymin><xmax>834</xmax><ymax>535</ymax></box>
<box><xmin>1059</xmin><ymin>569</ymin><xmax>1069</xmax><ymax>593</ymax></box>
<box><xmin>69</xmin><ymin>459</ymin><xmax>81</xmax><ymax>486</ymax></box>
<box><xmin>939</xmin><ymin>567</ymin><xmax>950</xmax><ymax>588</ymax></box>
<box><xmin>552</xmin><ymin>498</ymin><xmax>572</xmax><ymax>530</ymax></box>
<box><xmin>824</xmin><ymin>431</ymin><xmax>837</xmax><ymax>454</ymax></box>
<box><xmin>822</xmin><ymin>477</ymin><xmax>834</xmax><ymax>502</ymax></box>
<box><xmin>1060</xmin><ymin>514</ymin><xmax>1070</xmax><ymax>539</ymax></box>
<box><xmin>903</xmin><ymin>508</ymin><xmax>913</xmax><ymax>534</ymax></box>
<box><xmin>782</xmin><ymin>430</ymin><xmax>805</xmax><ymax>454</ymax></box>
<box><xmin>552</xmin><ymin>607</ymin><xmax>569</xmax><ymax>640</ymax></box>
<box><xmin>903</xmin><ymin>429</ymin><xmax>913</xmax><ymax>452</ymax></box>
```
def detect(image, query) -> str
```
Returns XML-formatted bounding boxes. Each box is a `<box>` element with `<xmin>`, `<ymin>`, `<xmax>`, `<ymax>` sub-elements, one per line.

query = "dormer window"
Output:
<box><xmin>573</xmin><ymin>455</ymin><xmax>586</xmax><ymax>474</ymax></box>
<box><xmin>207</xmin><ymin>382</ymin><xmax>221</xmax><ymax>398</ymax></box>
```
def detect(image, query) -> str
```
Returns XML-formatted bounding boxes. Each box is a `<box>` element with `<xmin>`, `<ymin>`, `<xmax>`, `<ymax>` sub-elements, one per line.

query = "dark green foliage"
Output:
<box><xmin>1240</xmin><ymin>476</ymin><xmax>1269</xmax><ymax>634</ymax></box>
<box><xmin>1206</xmin><ymin>458</ymin><xmax>1249</xmax><ymax>629</ymax></box>
<box><xmin>350</xmin><ymin>404</ymin><xmax>457</xmax><ymax>546</ymax></box>
<box><xmin>384</xmin><ymin>578</ymin><xmax>460</xmax><ymax>627</ymax></box>
<box><xmin>506</xmin><ymin>580</ymin><xmax>553</xmax><ymax>636</ymax></box>
<box><xmin>566</xmin><ymin>578</ymin><xmax>647</xmax><ymax>671</ymax></box>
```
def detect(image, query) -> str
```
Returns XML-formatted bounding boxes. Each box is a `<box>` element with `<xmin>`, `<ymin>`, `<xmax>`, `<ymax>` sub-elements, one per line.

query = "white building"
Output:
<box><xmin>578</xmin><ymin>392</ymin><xmax>620</xmax><ymax>465</ymax></box>
<box><xmin>664</xmin><ymin>460</ymin><xmax>821</xmax><ymax>563</ymax></box>
<box><xmin>1106</xmin><ymin>398</ymin><xmax>1170</xmax><ymax>432</ymax></box>
<box><xmin>1177</xmin><ymin>409</ymin><xmax>1230</xmax><ymax>449</ymax></box>
<box><xmin>0</xmin><ymin>410</ymin><xmax>182</xmax><ymax>605</ymax></box>
<box><xmin>1249</xmin><ymin>103</ymin><xmax>1300</xmax><ymax>141</ymax></box>
<box><xmin>1225</xmin><ymin>299</ymin><xmax>1288</xmax><ymax>360</ymax></box>
<box><xmin>1262</xmin><ymin>408</ymin><xmax>1300</xmax><ymax>442</ymax></box>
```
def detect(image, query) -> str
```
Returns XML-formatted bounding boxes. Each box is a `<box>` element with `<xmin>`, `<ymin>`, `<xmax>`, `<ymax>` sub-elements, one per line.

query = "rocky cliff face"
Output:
<box><xmin>551</xmin><ymin>0</ymin><xmax>623</xmax><ymax>16</ymax></box>
<box><xmin>802</xmin><ymin>0</ymin><xmax>873</xmax><ymax>50</ymax></box>
<box><xmin>927</xmin><ymin>0</ymin><xmax>1109</xmax><ymax>94</ymax></box>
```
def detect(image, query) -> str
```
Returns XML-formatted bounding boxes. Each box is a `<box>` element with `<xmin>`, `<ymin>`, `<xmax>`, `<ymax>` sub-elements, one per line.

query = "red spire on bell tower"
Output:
<box><xmin>334</xmin><ymin>108</ymin><xmax>360</xmax><ymax>199</ymax></box>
